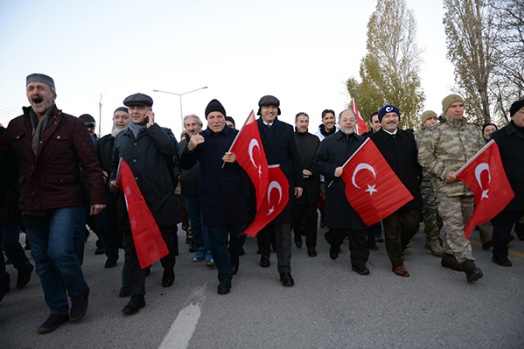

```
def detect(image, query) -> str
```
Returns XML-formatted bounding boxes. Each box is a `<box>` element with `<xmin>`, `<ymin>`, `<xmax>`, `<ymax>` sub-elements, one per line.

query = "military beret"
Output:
<box><xmin>257</xmin><ymin>95</ymin><xmax>281</xmax><ymax>115</ymax></box>
<box><xmin>204</xmin><ymin>99</ymin><xmax>226</xmax><ymax>119</ymax></box>
<box><xmin>123</xmin><ymin>93</ymin><xmax>153</xmax><ymax>107</ymax></box>
<box><xmin>26</xmin><ymin>73</ymin><xmax>55</xmax><ymax>90</ymax></box>
<box><xmin>442</xmin><ymin>94</ymin><xmax>464</xmax><ymax>113</ymax></box>
<box><xmin>509</xmin><ymin>99</ymin><xmax>524</xmax><ymax>117</ymax></box>
<box><xmin>378</xmin><ymin>104</ymin><xmax>400</xmax><ymax>122</ymax></box>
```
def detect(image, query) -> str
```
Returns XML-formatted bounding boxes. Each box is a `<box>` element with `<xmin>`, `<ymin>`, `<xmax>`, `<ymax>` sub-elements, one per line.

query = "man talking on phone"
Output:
<box><xmin>109</xmin><ymin>93</ymin><xmax>179</xmax><ymax>315</ymax></box>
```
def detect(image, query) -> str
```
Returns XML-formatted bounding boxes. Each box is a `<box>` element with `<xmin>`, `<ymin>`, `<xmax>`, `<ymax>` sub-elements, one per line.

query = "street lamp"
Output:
<box><xmin>153</xmin><ymin>86</ymin><xmax>208</xmax><ymax>126</ymax></box>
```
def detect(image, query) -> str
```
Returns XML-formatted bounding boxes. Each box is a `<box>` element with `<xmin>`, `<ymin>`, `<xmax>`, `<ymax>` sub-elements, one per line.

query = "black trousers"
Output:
<box><xmin>492</xmin><ymin>210</ymin><xmax>523</xmax><ymax>259</ymax></box>
<box><xmin>257</xmin><ymin>223</ymin><xmax>292</xmax><ymax>274</ymax></box>
<box><xmin>325</xmin><ymin>228</ymin><xmax>369</xmax><ymax>268</ymax></box>
<box><xmin>382</xmin><ymin>209</ymin><xmax>420</xmax><ymax>267</ymax></box>
<box><xmin>292</xmin><ymin>203</ymin><xmax>318</xmax><ymax>248</ymax></box>
<box><xmin>123</xmin><ymin>225</ymin><xmax>177</xmax><ymax>296</ymax></box>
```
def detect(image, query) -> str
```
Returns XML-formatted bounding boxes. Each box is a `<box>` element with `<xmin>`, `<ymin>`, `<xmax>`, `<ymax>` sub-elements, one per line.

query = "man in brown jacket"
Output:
<box><xmin>0</xmin><ymin>73</ymin><xmax>106</xmax><ymax>334</ymax></box>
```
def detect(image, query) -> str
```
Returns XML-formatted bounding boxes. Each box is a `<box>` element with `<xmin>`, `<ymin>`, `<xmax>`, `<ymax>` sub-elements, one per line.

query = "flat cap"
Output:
<box><xmin>257</xmin><ymin>95</ymin><xmax>281</xmax><ymax>115</ymax></box>
<box><xmin>26</xmin><ymin>73</ymin><xmax>55</xmax><ymax>90</ymax></box>
<box><xmin>123</xmin><ymin>93</ymin><xmax>153</xmax><ymax>107</ymax></box>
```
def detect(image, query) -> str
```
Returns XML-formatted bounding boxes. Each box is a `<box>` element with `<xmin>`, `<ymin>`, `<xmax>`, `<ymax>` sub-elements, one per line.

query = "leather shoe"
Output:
<box><xmin>16</xmin><ymin>264</ymin><xmax>33</xmax><ymax>289</ymax></box>
<box><xmin>368</xmin><ymin>243</ymin><xmax>379</xmax><ymax>251</ymax></box>
<box><xmin>70</xmin><ymin>287</ymin><xmax>89</xmax><ymax>322</ymax></box>
<box><xmin>392</xmin><ymin>266</ymin><xmax>410</xmax><ymax>277</ymax></box>
<box><xmin>260</xmin><ymin>255</ymin><xmax>270</xmax><ymax>268</ymax></box>
<box><xmin>352</xmin><ymin>265</ymin><xmax>370</xmax><ymax>275</ymax></box>
<box><xmin>329</xmin><ymin>245</ymin><xmax>339</xmax><ymax>260</ymax></box>
<box><xmin>294</xmin><ymin>234</ymin><xmax>302</xmax><ymax>248</ymax></box>
<box><xmin>492</xmin><ymin>256</ymin><xmax>512</xmax><ymax>267</ymax></box>
<box><xmin>162</xmin><ymin>269</ymin><xmax>175</xmax><ymax>287</ymax></box>
<box><xmin>119</xmin><ymin>287</ymin><xmax>131</xmax><ymax>298</ymax></box>
<box><xmin>217</xmin><ymin>279</ymin><xmax>231</xmax><ymax>295</ymax></box>
<box><xmin>38</xmin><ymin>314</ymin><xmax>69</xmax><ymax>334</ymax></box>
<box><xmin>307</xmin><ymin>247</ymin><xmax>317</xmax><ymax>257</ymax></box>
<box><xmin>482</xmin><ymin>240</ymin><xmax>493</xmax><ymax>250</ymax></box>
<box><xmin>280</xmin><ymin>272</ymin><xmax>294</xmax><ymax>287</ymax></box>
<box><xmin>104</xmin><ymin>255</ymin><xmax>118</xmax><ymax>269</ymax></box>
<box><xmin>231</xmin><ymin>255</ymin><xmax>239</xmax><ymax>275</ymax></box>
<box><xmin>122</xmin><ymin>295</ymin><xmax>145</xmax><ymax>315</ymax></box>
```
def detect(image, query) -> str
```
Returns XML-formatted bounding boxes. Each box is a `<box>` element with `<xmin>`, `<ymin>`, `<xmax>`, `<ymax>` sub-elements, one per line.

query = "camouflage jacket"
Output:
<box><xmin>414</xmin><ymin>124</ymin><xmax>432</xmax><ymax>189</ymax></box>
<box><xmin>417</xmin><ymin>114</ymin><xmax>484</xmax><ymax>196</ymax></box>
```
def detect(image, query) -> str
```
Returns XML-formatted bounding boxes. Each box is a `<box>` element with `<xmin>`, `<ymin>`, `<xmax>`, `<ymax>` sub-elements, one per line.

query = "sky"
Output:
<box><xmin>0</xmin><ymin>0</ymin><xmax>455</xmax><ymax>138</ymax></box>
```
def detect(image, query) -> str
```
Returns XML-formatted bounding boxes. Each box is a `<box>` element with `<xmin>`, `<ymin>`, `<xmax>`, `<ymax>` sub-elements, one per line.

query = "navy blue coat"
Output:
<box><xmin>180</xmin><ymin>126</ymin><xmax>248</xmax><ymax>227</ymax></box>
<box><xmin>257</xmin><ymin>118</ymin><xmax>304</xmax><ymax>224</ymax></box>
<box><xmin>110</xmin><ymin>123</ymin><xmax>180</xmax><ymax>229</ymax></box>
<box><xmin>314</xmin><ymin>131</ymin><xmax>367</xmax><ymax>230</ymax></box>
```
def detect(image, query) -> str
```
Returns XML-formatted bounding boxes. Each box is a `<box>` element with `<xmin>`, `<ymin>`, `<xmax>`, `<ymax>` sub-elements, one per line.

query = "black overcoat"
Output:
<box><xmin>313</xmin><ymin>131</ymin><xmax>367</xmax><ymax>230</ymax></box>
<box><xmin>294</xmin><ymin>131</ymin><xmax>320</xmax><ymax>205</ymax></box>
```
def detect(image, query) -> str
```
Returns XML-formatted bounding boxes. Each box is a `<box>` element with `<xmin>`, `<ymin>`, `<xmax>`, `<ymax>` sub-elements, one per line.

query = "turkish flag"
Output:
<box><xmin>455</xmin><ymin>140</ymin><xmax>514</xmax><ymax>239</ymax></box>
<box><xmin>117</xmin><ymin>159</ymin><xmax>169</xmax><ymax>269</ymax></box>
<box><xmin>352</xmin><ymin>98</ymin><xmax>369</xmax><ymax>135</ymax></box>
<box><xmin>340</xmin><ymin>138</ymin><xmax>413</xmax><ymax>226</ymax></box>
<box><xmin>242</xmin><ymin>165</ymin><xmax>289</xmax><ymax>237</ymax></box>
<box><xmin>230</xmin><ymin>110</ymin><xmax>269</xmax><ymax>212</ymax></box>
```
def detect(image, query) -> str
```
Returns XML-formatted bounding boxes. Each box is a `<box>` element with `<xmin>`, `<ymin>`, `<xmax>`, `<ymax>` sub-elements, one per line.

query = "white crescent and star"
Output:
<box><xmin>475</xmin><ymin>163</ymin><xmax>491</xmax><ymax>199</ymax></box>
<box><xmin>351</xmin><ymin>163</ymin><xmax>378</xmax><ymax>196</ymax></box>
<box><xmin>267</xmin><ymin>180</ymin><xmax>283</xmax><ymax>215</ymax></box>
<box><xmin>248</xmin><ymin>138</ymin><xmax>263</xmax><ymax>177</ymax></box>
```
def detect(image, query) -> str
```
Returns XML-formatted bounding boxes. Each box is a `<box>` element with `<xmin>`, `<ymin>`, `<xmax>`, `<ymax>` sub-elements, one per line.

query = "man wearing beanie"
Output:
<box><xmin>110</xmin><ymin>93</ymin><xmax>180</xmax><ymax>314</ymax></box>
<box><xmin>370</xmin><ymin>104</ymin><xmax>423</xmax><ymax>277</ymax></box>
<box><xmin>180</xmin><ymin>99</ymin><xmax>248</xmax><ymax>295</ymax></box>
<box><xmin>414</xmin><ymin>110</ymin><xmax>443</xmax><ymax>257</ymax></box>
<box><xmin>489</xmin><ymin>99</ymin><xmax>524</xmax><ymax>267</ymax></box>
<box><xmin>0</xmin><ymin>74</ymin><xmax>106</xmax><ymax>333</ymax></box>
<box><xmin>418</xmin><ymin>94</ymin><xmax>485</xmax><ymax>283</ymax></box>
<box><xmin>256</xmin><ymin>95</ymin><xmax>304</xmax><ymax>286</ymax></box>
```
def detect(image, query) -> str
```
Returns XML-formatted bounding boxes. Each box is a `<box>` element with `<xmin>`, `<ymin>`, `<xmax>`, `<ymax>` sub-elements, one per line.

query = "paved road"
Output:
<box><xmin>1</xmin><ymin>226</ymin><xmax>523</xmax><ymax>349</ymax></box>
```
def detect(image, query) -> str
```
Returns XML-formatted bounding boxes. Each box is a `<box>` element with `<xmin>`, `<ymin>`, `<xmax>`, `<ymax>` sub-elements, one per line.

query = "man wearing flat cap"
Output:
<box><xmin>109</xmin><ymin>93</ymin><xmax>179</xmax><ymax>314</ymax></box>
<box><xmin>0</xmin><ymin>73</ymin><xmax>106</xmax><ymax>333</ymax></box>
<box><xmin>489</xmin><ymin>99</ymin><xmax>524</xmax><ymax>267</ymax></box>
<box><xmin>256</xmin><ymin>95</ymin><xmax>304</xmax><ymax>287</ymax></box>
<box><xmin>180</xmin><ymin>99</ymin><xmax>248</xmax><ymax>295</ymax></box>
<box><xmin>370</xmin><ymin>104</ymin><xmax>422</xmax><ymax>278</ymax></box>
<box><xmin>418</xmin><ymin>94</ymin><xmax>485</xmax><ymax>283</ymax></box>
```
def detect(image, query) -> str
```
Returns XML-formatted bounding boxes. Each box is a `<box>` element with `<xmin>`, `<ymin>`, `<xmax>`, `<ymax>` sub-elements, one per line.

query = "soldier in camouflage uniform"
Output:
<box><xmin>414</xmin><ymin>110</ymin><xmax>443</xmax><ymax>257</ymax></box>
<box><xmin>417</xmin><ymin>94</ymin><xmax>484</xmax><ymax>283</ymax></box>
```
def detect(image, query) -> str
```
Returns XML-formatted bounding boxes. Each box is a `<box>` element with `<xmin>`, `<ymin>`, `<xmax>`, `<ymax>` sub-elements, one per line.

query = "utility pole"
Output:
<box><xmin>98</xmin><ymin>93</ymin><xmax>103</xmax><ymax>136</ymax></box>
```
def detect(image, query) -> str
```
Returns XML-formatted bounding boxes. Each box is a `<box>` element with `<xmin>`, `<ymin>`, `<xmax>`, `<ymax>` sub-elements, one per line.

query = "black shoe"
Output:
<box><xmin>368</xmin><ymin>243</ymin><xmax>379</xmax><ymax>251</ymax></box>
<box><xmin>462</xmin><ymin>260</ymin><xmax>483</xmax><ymax>283</ymax></box>
<box><xmin>280</xmin><ymin>272</ymin><xmax>294</xmax><ymax>287</ymax></box>
<box><xmin>122</xmin><ymin>295</ymin><xmax>145</xmax><ymax>315</ymax></box>
<box><xmin>376</xmin><ymin>236</ymin><xmax>384</xmax><ymax>243</ymax></box>
<box><xmin>329</xmin><ymin>245</ymin><xmax>339</xmax><ymax>260</ymax></box>
<box><xmin>294</xmin><ymin>234</ymin><xmax>302</xmax><ymax>248</ymax></box>
<box><xmin>94</xmin><ymin>241</ymin><xmax>105</xmax><ymax>255</ymax></box>
<box><xmin>260</xmin><ymin>255</ymin><xmax>270</xmax><ymax>268</ymax></box>
<box><xmin>104</xmin><ymin>255</ymin><xmax>118</xmax><ymax>269</ymax></box>
<box><xmin>69</xmin><ymin>287</ymin><xmax>89</xmax><ymax>322</ymax></box>
<box><xmin>162</xmin><ymin>269</ymin><xmax>175</xmax><ymax>287</ymax></box>
<box><xmin>119</xmin><ymin>287</ymin><xmax>131</xmax><ymax>298</ymax></box>
<box><xmin>352</xmin><ymin>265</ymin><xmax>370</xmax><ymax>275</ymax></box>
<box><xmin>231</xmin><ymin>255</ymin><xmax>239</xmax><ymax>275</ymax></box>
<box><xmin>188</xmin><ymin>239</ymin><xmax>196</xmax><ymax>253</ymax></box>
<box><xmin>441</xmin><ymin>253</ymin><xmax>463</xmax><ymax>271</ymax></box>
<box><xmin>38</xmin><ymin>314</ymin><xmax>69</xmax><ymax>334</ymax></box>
<box><xmin>307</xmin><ymin>247</ymin><xmax>317</xmax><ymax>257</ymax></box>
<box><xmin>492</xmin><ymin>256</ymin><xmax>512</xmax><ymax>267</ymax></box>
<box><xmin>238</xmin><ymin>247</ymin><xmax>245</xmax><ymax>256</ymax></box>
<box><xmin>16</xmin><ymin>264</ymin><xmax>33</xmax><ymax>289</ymax></box>
<box><xmin>217</xmin><ymin>279</ymin><xmax>231</xmax><ymax>295</ymax></box>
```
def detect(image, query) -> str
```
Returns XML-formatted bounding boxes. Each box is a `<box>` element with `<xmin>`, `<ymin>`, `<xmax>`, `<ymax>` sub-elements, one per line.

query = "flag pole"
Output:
<box><xmin>223</xmin><ymin>110</ymin><xmax>255</xmax><ymax>168</ymax></box>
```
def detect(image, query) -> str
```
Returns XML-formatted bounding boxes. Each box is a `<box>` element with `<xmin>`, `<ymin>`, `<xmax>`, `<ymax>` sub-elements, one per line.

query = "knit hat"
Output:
<box><xmin>205</xmin><ymin>99</ymin><xmax>226</xmax><ymax>119</ymax></box>
<box><xmin>378</xmin><ymin>104</ymin><xmax>400</xmax><ymax>122</ymax></box>
<box><xmin>509</xmin><ymin>99</ymin><xmax>524</xmax><ymax>117</ymax></box>
<box><xmin>26</xmin><ymin>73</ymin><xmax>55</xmax><ymax>90</ymax></box>
<box><xmin>442</xmin><ymin>94</ymin><xmax>464</xmax><ymax>113</ymax></box>
<box><xmin>482</xmin><ymin>122</ymin><xmax>498</xmax><ymax>135</ymax></box>
<box><xmin>257</xmin><ymin>95</ymin><xmax>281</xmax><ymax>115</ymax></box>
<box><xmin>421</xmin><ymin>110</ymin><xmax>438</xmax><ymax>125</ymax></box>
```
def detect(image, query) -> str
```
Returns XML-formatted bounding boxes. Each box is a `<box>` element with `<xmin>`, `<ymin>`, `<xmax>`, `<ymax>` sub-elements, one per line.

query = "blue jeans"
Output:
<box><xmin>207</xmin><ymin>223</ymin><xmax>247</xmax><ymax>281</ymax></box>
<box><xmin>2</xmin><ymin>211</ymin><xmax>32</xmax><ymax>272</ymax></box>
<box><xmin>23</xmin><ymin>206</ymin><xmax>88</xmax><ymax>315</ymax></box>
<box><xmin>183</xmin><ymin>196</ymin><xmax>210</xmax><ymax>252</ymax></box>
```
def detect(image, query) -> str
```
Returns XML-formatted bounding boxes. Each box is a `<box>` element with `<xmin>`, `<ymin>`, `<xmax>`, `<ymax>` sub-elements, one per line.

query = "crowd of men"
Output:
<box><xmin>0</xmin><ymin>73</ymin><xmax>523</xmax><ymax>335</ymax></box>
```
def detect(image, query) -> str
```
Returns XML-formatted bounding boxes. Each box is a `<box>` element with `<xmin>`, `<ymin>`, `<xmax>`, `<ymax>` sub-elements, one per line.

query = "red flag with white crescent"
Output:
<box><xmin>241</xmin><ymin>165</ymin><xmax>289</xmax><ymax>237</ymax></box>
<box><xmin>352</xmin><ymin>98</ymin><xmax>369</xmax><ymax>135</ymax></box>
<box><xmin>340</xmin><ymin>139</ymin><xmax>413</xmax><ymax>226</ymax></box>
<box><xmin>230</xmin><ymin>110</ymin><xmax>269</xmax><ymax>212</ymax></box>
<box><xmin>117</xmin><ymin>159</ymin><xmax>169</xmax><ymax>269</ymax></box>
<box><xmin>455</xmin><ymin>140</ymin><xmax>514</xmax><ymax>239</ymax></box>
